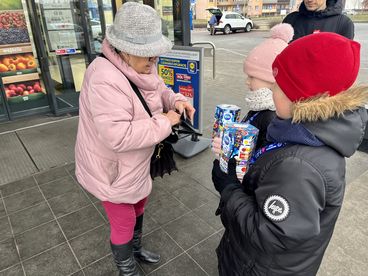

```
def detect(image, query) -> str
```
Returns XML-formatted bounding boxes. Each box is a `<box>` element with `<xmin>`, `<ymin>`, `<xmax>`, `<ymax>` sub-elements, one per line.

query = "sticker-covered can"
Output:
<box><xmin>219</xmin><ymin>122</ymin><xmax>259</xmax><ymax>181</ymax></box>
<box><xmin>212</xmin><ymin>104</ymin><xmax>241</xmax><ymax>138</ymax></box>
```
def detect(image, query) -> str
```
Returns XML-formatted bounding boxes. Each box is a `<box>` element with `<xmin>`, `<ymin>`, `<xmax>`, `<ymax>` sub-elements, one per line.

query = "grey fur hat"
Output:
<box><xmin>106</xmin><ymin>2</ymin><xmax>172</xmax><ymax>57</ymax></box>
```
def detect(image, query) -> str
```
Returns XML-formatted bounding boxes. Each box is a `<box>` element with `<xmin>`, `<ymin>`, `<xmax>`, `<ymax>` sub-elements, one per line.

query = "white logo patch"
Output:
<box><xmin>263</xmin><ymin>195</ymin><xmax>289</xmax><ymax>222</ymax></box>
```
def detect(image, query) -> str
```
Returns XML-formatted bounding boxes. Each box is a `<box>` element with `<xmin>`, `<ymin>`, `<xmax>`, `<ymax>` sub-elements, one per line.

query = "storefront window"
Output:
<box><xmin>154</xmin><ymin>0</ymin><xmax>175</xmax><ymax>41</ymax></box>
<box><xmin>0</xmin><ymin>0</ymin><xmax>49</xmax><ymax>118</ymax></box>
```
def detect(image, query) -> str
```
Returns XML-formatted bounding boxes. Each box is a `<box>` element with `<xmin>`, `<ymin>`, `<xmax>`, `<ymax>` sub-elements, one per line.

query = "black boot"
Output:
<box><xmin>133</xmin><ymin>215</ymin><xmax>160</xmax><ymax>263</ymax></box>
<box><xmin>111</xmin><ymin>240</ymin><xmax>141</xmax><ymax>276</ymax></box>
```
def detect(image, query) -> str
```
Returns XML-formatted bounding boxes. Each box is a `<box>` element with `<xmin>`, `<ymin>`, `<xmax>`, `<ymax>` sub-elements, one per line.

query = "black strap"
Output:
<box><xmin>128</xmin><ymin>79</ymin><xmax>153</xmax><ymax>118</ymax></box>
<box><xmin>99</xmin><ymin>53</ymin><xmax>153</xmax><ymax>118</ymax></box>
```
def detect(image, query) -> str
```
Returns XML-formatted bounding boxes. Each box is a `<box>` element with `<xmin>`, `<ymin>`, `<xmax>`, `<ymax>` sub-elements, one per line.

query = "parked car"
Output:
<box><xmin>343</xmin><ymin>10</ymin><xmax>357</xmax><ymax>15</ymax></box>
<box><xmin>206</xmin><ymin>8</ymin><xmax>253</xmax><ymax>35</ymax></box>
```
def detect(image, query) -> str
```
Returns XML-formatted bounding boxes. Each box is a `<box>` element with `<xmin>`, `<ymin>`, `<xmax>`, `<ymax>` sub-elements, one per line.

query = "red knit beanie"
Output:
<box><xmin>272</xmin><ymin>32</ymin><xmax>361</xmax><ymax>102</ymax></box>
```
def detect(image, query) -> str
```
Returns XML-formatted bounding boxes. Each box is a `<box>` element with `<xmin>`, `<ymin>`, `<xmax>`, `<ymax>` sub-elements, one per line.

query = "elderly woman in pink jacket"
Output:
<box><xmin>75</xmin><ymin>2</ymin><xmax>194</xmax><ymax>275</ymax></box>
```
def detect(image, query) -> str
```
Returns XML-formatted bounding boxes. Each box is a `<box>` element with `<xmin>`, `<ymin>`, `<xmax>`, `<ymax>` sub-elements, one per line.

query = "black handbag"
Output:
<box><xmin>128</xmin><ymin>79</ymin><xmax>178</xmax><ymax>179</ymax></box>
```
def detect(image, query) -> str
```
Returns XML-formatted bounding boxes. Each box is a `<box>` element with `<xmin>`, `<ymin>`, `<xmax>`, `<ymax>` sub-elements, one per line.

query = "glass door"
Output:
<box><xmin>29</xmin><ymin>0</ymin><xmax>111</xmax><ymax>114</ymax></box>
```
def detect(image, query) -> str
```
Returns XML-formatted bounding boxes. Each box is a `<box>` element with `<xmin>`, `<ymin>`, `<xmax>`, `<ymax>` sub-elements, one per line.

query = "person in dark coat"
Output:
<box><xmin>212</xmin><ymin>32</ymin><xmax>368</xmax><ymax>275</ymax></box>
<box><xmin>283</xmin><ymin>0</ymin><xmax>354</xmax><ymax>41</ymax></box>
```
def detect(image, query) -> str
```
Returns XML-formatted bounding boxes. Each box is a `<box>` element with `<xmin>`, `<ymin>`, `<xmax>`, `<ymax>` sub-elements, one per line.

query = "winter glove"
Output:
<box><xmin>212</xmin><ymin>158</ymin><xmax>240</xmax><ymax>194</ymax></box>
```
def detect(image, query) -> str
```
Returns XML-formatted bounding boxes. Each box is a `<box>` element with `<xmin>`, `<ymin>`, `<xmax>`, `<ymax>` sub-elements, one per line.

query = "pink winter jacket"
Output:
<box><xmin>75</xmin><ymin>40</ymin><xmax>186</xmax><ymax>204</ymax></box>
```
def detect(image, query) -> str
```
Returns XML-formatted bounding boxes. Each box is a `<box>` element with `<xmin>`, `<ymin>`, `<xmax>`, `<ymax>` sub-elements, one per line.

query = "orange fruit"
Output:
<box><xmin>8</xmin><ymin>64</ymin><xmax>16</xmax><ymax>71</ymax></box>
<box><xmin>10</xmin><ymin>56</ymin><xmax>19</xmax><ymax>64</ymax></box>
<box><xmin>0</xmin><ymin>64</ymin><xmax>8</xmax><ymax>72</ymax></box>
<box><xmin>2</xmin><ymin>57</ymin><xmax>11</xmax><ymax>66</ymax></box>
<box><xmin>16</xmin><ymin>63</ymin><xmax>27</xmax><ymax>70</ymax></box>
<box><xmin>24</xmin><ymin>53</ymin><xmax>34</xmax><ymax>59</ymax></box>
<box><xmin>26</xmin><ymin>60</ymin><xmax>36</xmax><ymax>69</ymax></box>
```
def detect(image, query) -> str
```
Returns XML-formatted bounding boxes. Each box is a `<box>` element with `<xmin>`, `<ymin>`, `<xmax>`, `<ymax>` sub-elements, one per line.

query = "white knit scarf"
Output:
<box><xmin>244</xmin><ymin>87</ymin><xmax>276</xmax><ymax>111</ymax></box>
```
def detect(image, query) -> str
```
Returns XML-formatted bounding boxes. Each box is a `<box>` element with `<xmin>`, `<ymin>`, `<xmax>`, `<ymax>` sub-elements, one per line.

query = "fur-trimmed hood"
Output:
<box><xmin>292</xmin><ymin>86</ymin><xmax>368</xmax><ymax>157</ymax></box>
<box><xmin>292</xmin><ymin>87</ymin><xmax>368</xmax><ymax>123</ymax></box>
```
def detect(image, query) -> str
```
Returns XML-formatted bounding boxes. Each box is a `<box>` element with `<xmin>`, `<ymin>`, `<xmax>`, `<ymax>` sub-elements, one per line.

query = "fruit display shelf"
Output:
<box><xmin>2</xmin><ymin>72</ymin><xmax>39</xmax><ymax>84</ymax></box>
<box><xmin>7</xmin><ymin>91</ymin><xmax>45</xmax><ymax>104</ymax></box>
<box><xmin>0</xmin><ymin>44</ymin><xmax>38</xmax><ymax>76</ymax></box>
<box><xmin>2</xmin><ymin>74</ymin><xmax>46</xmax><ymax>104</ymax></box>
<box><xmin>0</xmin><ymin>10</ymin><xmax>30</xmax><ymax>45</ymax></box>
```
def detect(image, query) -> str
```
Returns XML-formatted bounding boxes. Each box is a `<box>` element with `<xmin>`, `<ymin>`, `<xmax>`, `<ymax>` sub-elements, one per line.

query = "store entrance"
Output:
<box><xmin>0</xmin><ymin>0</ymin><xmax>112</xmax><ymax>121</ymax></box>
<box><xmin>30</xmin><ymin>0</ymin><xmax>112</xmax><ymax>115</ymax></box>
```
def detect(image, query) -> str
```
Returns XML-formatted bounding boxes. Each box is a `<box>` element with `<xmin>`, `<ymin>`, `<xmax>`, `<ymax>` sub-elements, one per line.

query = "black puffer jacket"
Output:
<box><xmin>283</xmin><ymin>0</ymin><xmax>354</xmax><ymax>41</ymax></box>
<box><xmin>216</xmin><ymin>108</ymin><xmax>368</xmax><ymax>276</ymax></box>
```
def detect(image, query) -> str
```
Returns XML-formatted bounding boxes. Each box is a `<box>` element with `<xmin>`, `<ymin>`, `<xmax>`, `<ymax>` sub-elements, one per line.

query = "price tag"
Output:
<box><xmin>23</xmin><ymin>96</ymin><xmax>29</xmax><ymax>101</ymax></box>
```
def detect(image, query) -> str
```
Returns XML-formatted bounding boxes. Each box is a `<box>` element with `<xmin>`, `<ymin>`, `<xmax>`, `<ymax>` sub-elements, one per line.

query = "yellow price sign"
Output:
<box><xmin>158</xmin><ymin>65</ymin><xmax>174</xmax><ymax>86</ymax></box>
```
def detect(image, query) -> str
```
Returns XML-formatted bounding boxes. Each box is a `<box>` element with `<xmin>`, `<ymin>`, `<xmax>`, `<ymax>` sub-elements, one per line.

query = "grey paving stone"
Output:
<box><xmin>139</xmin><ymin>228</ymin><xmax>183</xmax><ymax>274</ymax></box>
<box><xmin>70</xmin><ymin>270</ymin><xmax>84</xmax><ymax>276</ymax></box>
<box><xmin>48</xmin><ymin>189</ymin><xmax>90</xmax><ymax>218</ymax></box>
<box><xmin>0</xmin><ymin>239</ymin><xmax>19</xmax><ymax>271</ymax></box>
<box><xmin>163</xmin><ymin>212</ymin><xmax>216</xmax><ymax>250</ymax></box>
<box><xmin>93</xmin><ymin>201</ymin><xmax>108</xmax><ymax>222</ymax></box>
<box><xmin>145</xmin><ymin>194</ymin><xmax>189</xmax><ymax>225</ymax></box>
<box><xmin>0</xmin><ymin>264</ymin><xmax>24</xmax><ymax>276</ymax></box>
<box><xmin>64</xmin><ymin>163</ymin><xmax>75</xmax><ymax>177</ymax></box>
<box><xmin>0</xmin><ymin>132</ymin><xmax>38</xmax><ymax>186</ymax></box>
<box><xmin>172</xmin><ymin>183</ymin><xmax>218</xmax><ymax>210</ymax></box>
<box><xmin>69</xmin><ymin>224</ymin><xmax>110</xmax><ymax>267</ymax></box>
<box><xmin>142</xmin><ymin>214</ymin><xmax>160</xmax><ymax>236</ymax></box>
<box><xmin>0</xmin><ymin>199</ymin><xmax>5</xmax><ymax>218</ymax></box>
<box><xmin>58</xmin><ymin>205</ymin><xmax>105</xmax><ymax>240</ymax></box>
<box><xmin>23</xmin><ymin>243</ymin><xmax>80</xmax><ymax>276</ymax></box>
<box><xmin>39</xmin><ymin>175</ymin><xmax>78</xmax><ymax>200</ymax></box>
<box><xmin>148</xmin><ymin>185</ymin><xmax>169</xmax><ymax>203</ymax></box>
<box><xmin>34</xmin><ymin>167</ymin><xmax>69</xmax><ymax>185</ymax></box>
<box><xmin>0</xmin><ymin>217</ymin><xmax>12</xmax><ymax>242</ymax></box>
<box><xmin>187</xmin><ymin>233</ymin><xmax>222</xmax><ymax>276</ymax></box>
<box><xmin>15</xmin><ymin>221</ymin><xmax>65</xmax><ymax>260</ymax></box>
<box><xmin>180</xmin><ymin>153</ymin><xmax>217</xmax><ymax>194</ymax></box>
<box><xmin>148</xmin><ymin>253</ymin><xmax>207</xmax><ymax>276</ymax></box>
<box><xmin>193</xmin><ymin>199</ymin><xmax>223</xmax><ymax>231</ymax></box>
<box><xmin>17</xmin><ymin>118</ymin><xmax>77</xmax><ymax>171</ymax></box>
<box><xmin>82</xmin><ymin>255</ymin><xmax>116</xmax><ymax>276</ymax></box>
<box><xmin>9</xmin><ymin>202</ymin><xmax>53</xmax><ymax>235</ymax></box>
<box><xmin>0</xmin><ymin>177</ymin><xmax>36</xmax><ymax>197</ymax></box>
<box><xmin>79</xmin><ymin>187</ymin><xmax>99</xmax><ymax>203</ymax></box>
<box><xmin>3</xmin><ymin>187</ymin><xmax>44</xmax><ymax>214</ymax></box>
<box><xmin>153</xmin><ymin>171</ymin><xmax>193</xmax><ymax>193</ymax></box>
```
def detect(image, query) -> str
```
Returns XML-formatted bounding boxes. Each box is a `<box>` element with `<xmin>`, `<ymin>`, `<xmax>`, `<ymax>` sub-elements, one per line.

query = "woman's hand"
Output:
<box><xmin>212</xmin><ymin>137</ymin><xmax>222</xmax><ymax>156</ymax></box>
<box><xmin>163</xmin><ymin>110</ymin><xmax>181</xmax><ymax>126</ymax></box>
<box><xmin>175</xmin><ymin>101</ymin><xmax>195</xmax><ymax>122</ymax></box>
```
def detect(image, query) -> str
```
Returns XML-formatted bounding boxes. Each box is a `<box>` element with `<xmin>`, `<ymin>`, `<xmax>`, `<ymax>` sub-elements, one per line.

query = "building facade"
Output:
<box><xmin>262</xmin><ymin>0</ymin><xmax>278</xmax><ymax>16</ymax></box>
<box><xmin>0</xmin><ymin>0</ymin><xmax>190</xmax><ymax>122</ymax></box>
<box><xmin>247</xmin><ymin>0</ymin><xmax>263</xmax><ymax>17</ymax></box>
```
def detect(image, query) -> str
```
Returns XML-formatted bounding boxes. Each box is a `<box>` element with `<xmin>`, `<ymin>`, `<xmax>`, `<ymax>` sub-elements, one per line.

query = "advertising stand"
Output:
<box><xmin>158</xmin><ymin>45</ymin><xmax>210</xmax><ymax>158</ymax></box>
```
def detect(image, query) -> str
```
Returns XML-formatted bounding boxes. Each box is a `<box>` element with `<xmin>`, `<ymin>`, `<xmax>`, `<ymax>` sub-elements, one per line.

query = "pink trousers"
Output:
<box><xmin>102</xmin><ymin>197</ymin><xmax>147</xmax><ymax>245</ymax></box>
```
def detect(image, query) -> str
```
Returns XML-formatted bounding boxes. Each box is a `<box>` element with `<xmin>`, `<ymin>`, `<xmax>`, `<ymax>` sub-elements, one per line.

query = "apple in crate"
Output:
<box><xmin>15</xmin><ymin>87</ymin><xmax>24</xmax><ymax>94</ymax></box>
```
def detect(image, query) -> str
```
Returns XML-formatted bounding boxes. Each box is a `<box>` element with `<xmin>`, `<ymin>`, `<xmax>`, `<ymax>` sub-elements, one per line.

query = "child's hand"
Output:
<box><xmin>211</xmin><ymin>137</ymin><xmax>222</xmax><ymax>156</ymax></box>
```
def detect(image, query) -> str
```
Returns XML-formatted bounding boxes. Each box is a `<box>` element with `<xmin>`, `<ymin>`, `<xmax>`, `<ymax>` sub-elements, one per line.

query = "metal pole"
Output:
<box><xmin>191</xmin><ymin>41</ymin><xmax>216</xmax><ymax>79</ymax></box>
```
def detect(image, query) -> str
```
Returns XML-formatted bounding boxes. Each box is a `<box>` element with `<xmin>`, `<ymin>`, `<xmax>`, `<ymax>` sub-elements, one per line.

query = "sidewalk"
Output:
<box><xmin>0</xmin><ymin>47</ymin><xmax>368</xmax><ymax>275</ymax></box>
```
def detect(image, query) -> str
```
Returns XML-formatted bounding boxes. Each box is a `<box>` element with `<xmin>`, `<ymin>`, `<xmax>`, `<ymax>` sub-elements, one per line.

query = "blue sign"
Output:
<box><xmin>158</xmin><ymin>50</ymin><xmax>201</xmax><ymax>129</ymax></box>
